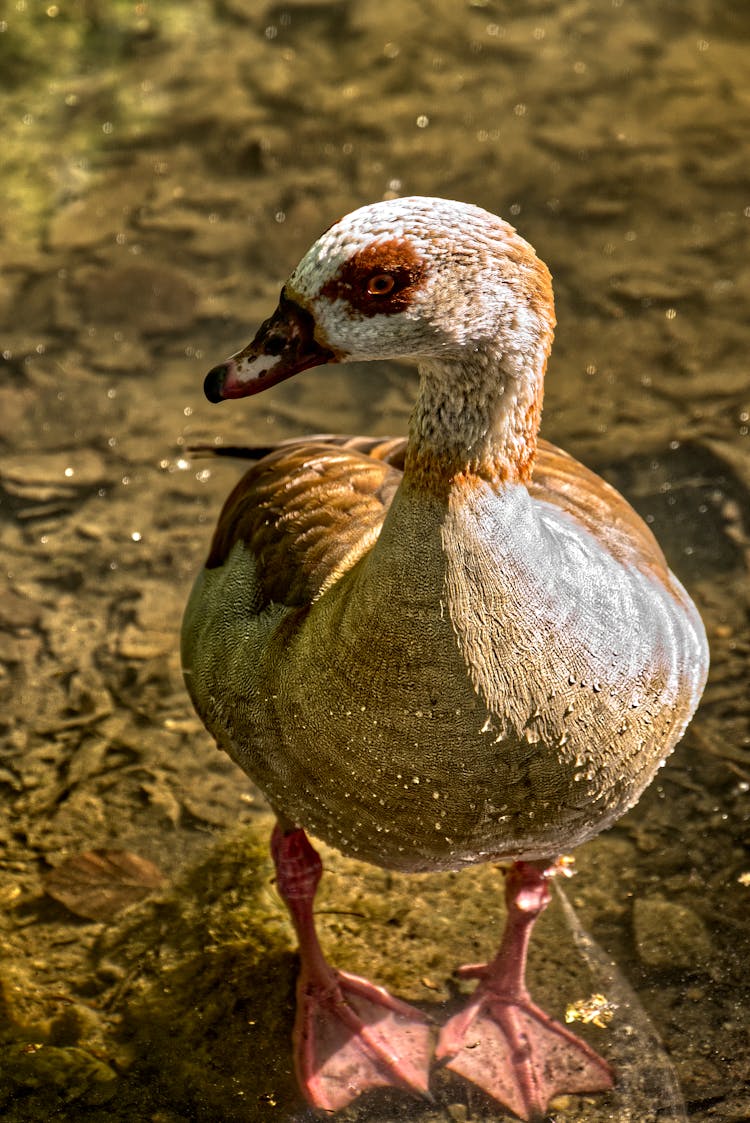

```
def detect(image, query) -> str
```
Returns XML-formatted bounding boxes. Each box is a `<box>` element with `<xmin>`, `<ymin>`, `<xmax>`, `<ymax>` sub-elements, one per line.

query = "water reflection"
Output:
<box><xmin>0</xmin><ymin>2</ymin><xmax>748</xmax><ymax>1120</ymax></box>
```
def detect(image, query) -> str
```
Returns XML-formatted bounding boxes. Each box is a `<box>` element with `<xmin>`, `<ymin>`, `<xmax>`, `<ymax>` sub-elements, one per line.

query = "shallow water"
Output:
<box><xmin>1</xmin><ymin>1</ymin><xmax>749</xmax><ymax>1120</ymax></box>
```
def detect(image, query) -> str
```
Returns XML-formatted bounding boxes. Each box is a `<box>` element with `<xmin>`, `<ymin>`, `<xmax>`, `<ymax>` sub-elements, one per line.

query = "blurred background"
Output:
<box><xmin>0</xmin><ymin>2</ymin><xmax>748</xmax><ymax>1121</ymax></box>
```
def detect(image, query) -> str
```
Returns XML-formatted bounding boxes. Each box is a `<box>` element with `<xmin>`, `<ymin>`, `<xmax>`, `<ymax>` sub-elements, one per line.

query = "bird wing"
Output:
<box><xmin>206</xmin><ymin>439</ymin><xmax>404</xmax><ymax>607</ymax></box>
<box><xmin>204</xmin><ymin>433</ymin><xmax>670</xmax><ymax>610</ymax></box>
<box><xmin>530</xmin><ymin>439</ymin><xmax>672</xmax><ymax>587</ymax></box>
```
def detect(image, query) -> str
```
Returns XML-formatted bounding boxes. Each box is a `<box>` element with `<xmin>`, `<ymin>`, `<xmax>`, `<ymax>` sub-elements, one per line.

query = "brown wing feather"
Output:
<box><xmin>531</xmin><ymin>438</ymin><xmax>671</xmax><ymax>585</ymax></box>
<box><xmin>251</xmin><ymin>433</ymin><xmax>408</xmax><ymax>468</ymax></box>
<box><xmin>206</xmin><ymin>441</ymin><xmax>402</xmax><ymax>606</ymax></box>
<box><xmin>206</xmin><ymin>432</ymin><xmax>669</xmax><ymax>610</ymax></box>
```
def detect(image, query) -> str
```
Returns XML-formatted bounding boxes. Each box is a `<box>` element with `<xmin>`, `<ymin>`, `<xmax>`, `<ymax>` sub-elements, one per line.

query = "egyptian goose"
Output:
<box><xmin>182</xmin><ymin>197</ymin><xmax>709</xmax><ymax>1120</ymax></box>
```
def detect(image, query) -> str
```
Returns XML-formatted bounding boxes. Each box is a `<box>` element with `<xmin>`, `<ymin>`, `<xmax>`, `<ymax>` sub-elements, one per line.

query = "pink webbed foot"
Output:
<box><xmin>435</xmin><ymin>860</ymin><xmax>613</xmax><ymax>1122</ymax></box>
<box><xmin>295</xmin><ymin>962</ymin><xmax>433</xmax><ymax>1111</ymax></box>
<box><xmin>436</xmin><ymin>975</ymin><xmax>612</xmax><ymax>1120</ymax></box>
<box><xmin>272</xmin><ymin>824</ymin><xmax>432</xmax><ymax>1112</ymax></box>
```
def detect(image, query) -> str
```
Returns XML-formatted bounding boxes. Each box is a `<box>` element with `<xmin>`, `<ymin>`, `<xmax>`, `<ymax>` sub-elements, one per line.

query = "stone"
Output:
<box><xmin>633</xmin><ymin>896</ymin><xmax>713</xmax><ymax>970</ymax></box>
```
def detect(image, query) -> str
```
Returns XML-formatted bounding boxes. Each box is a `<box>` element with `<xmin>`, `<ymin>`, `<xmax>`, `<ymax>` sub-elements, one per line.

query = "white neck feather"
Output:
<box><xmin>406</xmin><ymin>304</ymin><xmax>552</xmax><ymax>487</ymax></box>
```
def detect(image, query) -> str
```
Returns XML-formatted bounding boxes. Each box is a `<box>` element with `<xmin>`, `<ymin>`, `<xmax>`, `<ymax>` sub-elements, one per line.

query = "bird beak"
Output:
<box><xmin>203</xmin><ymin>289</ymin><xmax>337</xmax><ymax>402</ymax></box>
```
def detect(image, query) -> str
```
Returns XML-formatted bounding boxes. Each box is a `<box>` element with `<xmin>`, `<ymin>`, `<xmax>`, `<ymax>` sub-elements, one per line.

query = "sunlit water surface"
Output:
<box><xmin>1</xmin><ymin>3</ymin><xmax>748</xmax><ymax>1121</ymax></box>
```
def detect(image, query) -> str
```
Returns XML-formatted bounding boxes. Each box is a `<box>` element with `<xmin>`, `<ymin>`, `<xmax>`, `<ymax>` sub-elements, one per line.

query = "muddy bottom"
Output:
<box><xmin>1</xmin><ymin>2</ymin><xmax>749</xmax><ymax>1121</ymax></box>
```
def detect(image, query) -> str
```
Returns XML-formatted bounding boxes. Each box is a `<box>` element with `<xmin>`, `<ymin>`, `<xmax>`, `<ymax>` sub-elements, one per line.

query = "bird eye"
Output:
<box><xmin>366</xmin><ymin>273</ymin><xmax>396</xmax><ymax>296</ymax></box>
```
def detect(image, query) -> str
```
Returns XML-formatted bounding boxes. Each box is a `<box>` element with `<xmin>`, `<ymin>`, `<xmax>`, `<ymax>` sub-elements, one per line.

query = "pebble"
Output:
<box><xmin>73</xmin><ymin>262</ymin><xmax>198</xmax><ymax>334</ymax></box>
<box><xmin>446</xmin><ymin>1105</ymin><xmax>468</xmax><ymax>1123</ymax></box>
<box><xmin>633</xmin><ymin>896</ymin><xmax>713</xmax><ymax>970</ymax></box>
<box><xmin>0</xmin><ymin>449</ymin><xmax>109</xmax><ymax>502</ymax></box>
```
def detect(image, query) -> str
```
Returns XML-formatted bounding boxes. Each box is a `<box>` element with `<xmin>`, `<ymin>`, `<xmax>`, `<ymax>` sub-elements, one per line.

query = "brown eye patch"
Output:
<box><xmin>321</xmin><ymin>237</ymin><xmax>425</xmax><ymax>317</ymax></box>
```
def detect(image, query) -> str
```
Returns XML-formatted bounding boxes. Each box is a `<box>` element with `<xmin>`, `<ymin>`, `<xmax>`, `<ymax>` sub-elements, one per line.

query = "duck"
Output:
<box><xmin>181</xmin><ymin>196</ymin><xmax>709</xmax><ymax>1120</ymax></box>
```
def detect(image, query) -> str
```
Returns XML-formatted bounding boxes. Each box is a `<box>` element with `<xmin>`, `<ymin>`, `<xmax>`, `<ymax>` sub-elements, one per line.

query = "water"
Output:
<box><xmin>1</xmin><ymin>2</ymin><xmax>749</xmax><ymax>1120</ymax></box>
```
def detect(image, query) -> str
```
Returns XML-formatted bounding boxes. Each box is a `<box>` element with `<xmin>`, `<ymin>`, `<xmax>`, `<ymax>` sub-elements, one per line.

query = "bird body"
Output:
<box><xmin>182</xmin><ymin>196</ymin><xmax>708</xmax><ymax>1117</ymax></box>
<box><xmin>183</xmin><ymin>438</ymin><xmax>704</xmax><ymax>872</ymax></box>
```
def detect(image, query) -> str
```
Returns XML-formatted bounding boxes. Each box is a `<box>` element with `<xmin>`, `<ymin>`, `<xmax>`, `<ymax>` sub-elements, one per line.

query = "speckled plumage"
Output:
<box><xmin>184</xmin><ymin>197</ymin><xmax>709</xmax><ymax>1115</ymax></box>
<box><xmin>183</xmin><ymin>197</ymin><xmax>707</xmax><ymax>872</ymax></box>
<box><xmin>183</xmin><ymin>437</ymin><xmax>705</xmax><ymax>872</ymax></box>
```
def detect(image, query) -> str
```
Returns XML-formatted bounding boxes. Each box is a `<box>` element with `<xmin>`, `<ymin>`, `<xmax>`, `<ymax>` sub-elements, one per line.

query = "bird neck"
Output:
<box><xmin>404</xmin><ymin>333</ymin><xmax>551</xmax><ymax>493</ymax></box>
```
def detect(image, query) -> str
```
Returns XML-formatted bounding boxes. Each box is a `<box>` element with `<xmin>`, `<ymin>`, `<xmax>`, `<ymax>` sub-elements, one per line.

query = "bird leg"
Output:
<box><xmin>435</xmin><ymin>859</ymin><xmax>613</xmax><ymax>1122</ymax></box>
<box><xmin>271</xmin><ymin>822</ymin><xmax>433</xmax><ymax>1112</ymax></box>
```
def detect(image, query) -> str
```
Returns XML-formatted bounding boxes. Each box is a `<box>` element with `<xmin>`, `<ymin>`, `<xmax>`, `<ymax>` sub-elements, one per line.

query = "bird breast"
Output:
<box><xmin>184</xmin><ymin>474</ymin><xmax>706</xmax><ymax>872</ymax></box>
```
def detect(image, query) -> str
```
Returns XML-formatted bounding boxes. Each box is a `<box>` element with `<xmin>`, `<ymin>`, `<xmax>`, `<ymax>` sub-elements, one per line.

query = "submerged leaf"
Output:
<box><xmin>43</xmin><ymin>850</ymin><xmax>166</xmax><ymax>922</ymax></box>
